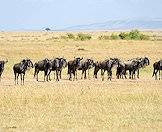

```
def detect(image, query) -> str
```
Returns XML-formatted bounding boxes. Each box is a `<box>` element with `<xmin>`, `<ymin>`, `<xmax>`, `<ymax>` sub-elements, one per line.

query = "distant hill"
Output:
<box><xmin>58</xmin><ymin>19</ymin><xmax>162</xmax><ymax>31</ymax></box>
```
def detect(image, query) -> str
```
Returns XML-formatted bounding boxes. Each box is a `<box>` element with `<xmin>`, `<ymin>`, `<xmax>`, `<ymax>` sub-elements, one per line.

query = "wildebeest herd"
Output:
<box><xmin>0</xmin><ymin>57</ymin><xmax>162</xmax><ymax>85</ymax></box>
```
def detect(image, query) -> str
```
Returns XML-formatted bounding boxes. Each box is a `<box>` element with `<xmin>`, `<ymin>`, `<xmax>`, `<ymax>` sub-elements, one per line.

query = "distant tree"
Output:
<box><xmin>45</xmin><ymin>28</ymin><xmax>51</xmax><ymax>31</ymax></box>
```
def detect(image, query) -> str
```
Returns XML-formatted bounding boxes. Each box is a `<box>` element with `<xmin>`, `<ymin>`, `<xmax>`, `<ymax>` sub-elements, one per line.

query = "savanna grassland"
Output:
<box><xmin>0</xmin><ymin>31</ymin><xmax>162</xmax><ymax>131</ymax></box>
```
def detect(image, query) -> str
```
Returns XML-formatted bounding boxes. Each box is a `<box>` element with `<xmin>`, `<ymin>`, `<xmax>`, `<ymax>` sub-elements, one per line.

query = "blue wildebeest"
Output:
<box><xmin>68</xmin><ymin>57</ymin><xmax>83</xmax><ymax>81</ymax></box>
<box><xmin>116</xmin><ymin>60</ymin><xmax>126</xmax><ymax>79</ymax></box>
<box><xmin>152</xmin><ymin>60</ymin><xmax>162</xmax><ymax>80</ymax></box>
<box><xmin>78</xmin><ymin>58</ymin><xmax>94</xmax><ymax>79</ymax></box>
<box><xmin>34</xmin><ymin>58</ymin><xmax>52</xmax><ymax>82</ymax></box>
<box><xmin>0</xmin><ymin>59</ymin><xmax>8</xmax><ymax>82</ymax></box>
<box><xmin>116</xmin><ymin>57</ymin><xmax>150</xmax><ymax>79</ymax></box>
<box><xmin>100</xmin><ymin>58</ymin><xmax>119</xmax><ymax>81</ymax></box>
<box><xmin>94</xmin><ymin>58</ymin><xmax>119</xmax><ymax>81</ymax></box>
<box><xmin>13</xmin><ymin>59</ymin><xmax>33</xmax><ymax>85</ymax></box>
<box><xmin>48</xmin><ymin>57</ymin><xmax>67</xmax><ymax>81</ymax></box>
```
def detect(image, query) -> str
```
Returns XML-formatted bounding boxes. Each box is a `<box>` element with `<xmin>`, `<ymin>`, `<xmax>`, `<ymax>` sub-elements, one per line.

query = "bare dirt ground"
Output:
<box><xmin>0</xmin><ymin>31</ymin><xmax>162</xmax><ymax>131</ymax></box>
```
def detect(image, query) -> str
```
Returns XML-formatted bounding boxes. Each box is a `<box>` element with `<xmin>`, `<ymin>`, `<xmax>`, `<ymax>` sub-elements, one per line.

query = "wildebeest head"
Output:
<box><xmin>138</xmin><ymin>57</ymin><xmax>150</xmax><ymax>68</ymax></box>
<box><xmin>54</xmin><ymin>58</ymin><xmax>60</xmax><ymax>68</ymax></box>
<box><xmin>19</xmin><ymin>59</ymin><xmax>33</xmax><ymax>71</ymax></box>
<box><xmin>60</xmin><ymin>58</ymin><xmax>67</xmax><ymax>68</ymax></box>
<box><xmin>87</xmin><ymin>58</ymin><xmax>95</xmax><ymax>69</ymax></box>
<box><xmin>0</xmin><ymin>59</ymin><xmax>8</xmax><ymax>67</ymax></box>
<box><xmin>110</xmin><ymin>58</ymin><xmax>119</xmax><ymax>66</ymax></box>
<box><xmin>26</xmin><ymin>59</ymin><xmax>34</xmax><ymax>68</ymax></box>
<box><xmin>143</xmin><ymin>57</ymin><xmax>150</xmax><ymax>66</ymax></box>
<box><xmin>74</xmin><ymin>57</ymin><xmax>83</xmax><ymax>67</ymax></box>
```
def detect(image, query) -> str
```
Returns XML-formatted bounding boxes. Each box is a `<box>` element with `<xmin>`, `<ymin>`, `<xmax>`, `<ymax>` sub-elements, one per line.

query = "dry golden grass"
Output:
<box><xmin>0</xmin><ymin>31</ymin><xmax>162</xmax><ymax>131</ymax></box>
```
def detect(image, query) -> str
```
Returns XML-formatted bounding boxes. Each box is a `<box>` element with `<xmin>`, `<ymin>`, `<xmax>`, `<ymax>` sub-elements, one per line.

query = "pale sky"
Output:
<box><xmin>0</xmin><ymin>0</ymin><xmax>161</xmax><ymax>30</ymax></box>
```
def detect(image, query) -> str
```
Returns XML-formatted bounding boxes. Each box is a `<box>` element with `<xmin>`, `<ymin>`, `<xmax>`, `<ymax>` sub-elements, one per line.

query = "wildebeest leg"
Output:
<box><xmin>137</xmin><ymin>69</ymin><xmax>139</xmax><ymax>79</ymax></box>
<box><xmin>101</xmin><ymin>69</ymin><xmax>105</xmax><ymax>81</ymax></box>
<box><xmin>88</xmin><ymin>69</ymin><xmax>90</xmax><ymax>79</ymax></box>
<box><xmin>47</xmin><ymin>70</ymin><xmax>51</xmax><ymax>81</ymax></box>
<box><xmin>59</xmin><ymin>70</ymin><xmax>62</xmax><ymax>79</ymax></box>
<box><xmin>0</xmin><ymin>74</ymin><xmax>1</xmax><ymax>82</ymax></box>
<box><xmin>109</xmin><ymin>71</ymin><xmax>112</xmax><ymax>81</ymax></box>
<box><xmin>94</xmin><ymin>68</ymin><xmax>99</xmax><ymax>79</ymax></box>
<box><xmin>73</xmin><ymin>71</ymin><xmax>75</xmax><ymax>81</ymax></box>
<box><xmin>75</xmin><ymin>70</ymin><xmax>78</xmax><ymax>80</ymax></box>
<box><xmin>124</xmin><ymin>70</ymin><xmax>127</xmax><ymax>79</ymax></box>
<box><xmin>14</xmin><ymin>72</ymin><xmax>17</xmax><ymax>85</ymax></box>
<box><xmin>116</xmin><ymin>69</ymin><xmax>119</xmax><ymax>79</ymax></box>
<box><xmin>23</xmin><ymin>73</ymin><xmax>25</xmax><ymax>85</ymax></box>
<box><xmin>84</xmin><ymin>70</ymin><xmax>87</xmax><ymax>79</ymax></box>
<box><xmin>20</xmin><ymin>74</ymin><xmax>23</xmax><ymax>85</ymax></box>
<box><xmin>69</xmin><ymin>72</ymin><xmax>72</xmax><ymax>80</ymax></box>
<box><xmin>159</xmin><ymin>70</ymin><xmax>161</xmax><ymax>80</ymax></box>
<box><xmin>131</xmin><ymin>70</ymin><xmax>135</xmax><ymax>79</ymax></box>
<box><xmin>68</xmin><ymin>68</ymin><xmax>70</xmax><ymax>80</ymax></box>
<box><xmin>132</xmin><ymin>70</ymin><xmax>135</xmax><ymax>79</ymax></box>
<box><xmin>34</xmin><ymin>68</ymin><xmax>37</xmax><ymax>78</ymax></box>
<box><xmin>155</xmin><ymin>70</ymin><xmax>158</xmax><ymax>80</ymax></box>
<box><xmin>81</xmin><ymin>70</ymin><xmax>84</xmax><ymax>79</ymax></box>
<box><xmin>56</xmin><ymin>70</ymin><xmax>59</xmax><ymax>81</ymax></box>
<box><xmin>129</xmin><ymin>70</ymin><xmax>131</xmax><ymax>79</ymax></box>
<box><xmin>36</xmin><ymin>71</ymin><xmax>39</xmax><ymax>81</ymax></box>
<box><xmin>17</xmin><ymin>74</ymin><xmax>19</xmax><ymax>84</ymax></box>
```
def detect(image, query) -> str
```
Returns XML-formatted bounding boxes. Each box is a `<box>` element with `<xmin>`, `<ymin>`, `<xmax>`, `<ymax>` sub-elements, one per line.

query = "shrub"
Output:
<box><xmin>98</xmin><ymin>35</ymin><xmax>110</xmax><ymax>40</ymax></box>
<box><xmin>119</xmin><ymin>32</ymin><xmax>129</xmax><ymax>40</ymax></box>
<box><xmin>139</xmin><ymin>34</ymin><xmax>150</xmax><ymax>40</ymax></box>
<box><xmin>97</xmin><ymin>30</ymin><xmax>150</xmax><ymax>41</ymax></box>
<box><xmin>128</xmin><ymin>29</ymin><xmax>141</xmax><ymax>40</ymax></box>
<box><xmin>77</xmin><ymin>33</ymin><xmax>92</xmax><ymax>41</ymax></box>
<box><xmin>67</xmin><ymin>33</ymin><xmax>75</xmax><ymax>39</ymax></box>
<box><xmin>110</xmin><ymin>33</ymin><xmax>120</xmax><ymax>40</ymax></box>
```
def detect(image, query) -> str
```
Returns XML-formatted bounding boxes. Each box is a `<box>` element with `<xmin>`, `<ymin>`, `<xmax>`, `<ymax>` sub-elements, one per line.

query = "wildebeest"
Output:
<box><xmin>0</xmin><ymin>59</ymin><xmax>8</xmax><ymax>82</ymax></box>
<box><xmin>34</xmin><ymin>58</ymin><xmax>52</xmax><ymax>82</ymax></box>
<box><xmin>58</xmin><ymin>58</ymin><xmax>67</xmax><ymax>79</ymax></box>
<box><xmin>93</xmin><ymin>61</ymin><xmax>100</xmax><ymax>79</ymax></box>
<box><xmin>116</xmin><ymin>57</ymin><xmax>150</xmax><ymax>79</ymax></box>
<box><xmin>68</xmin><ymin>57</ymin><xmax>83</xmax><ymax>80</ymax></box>
<box><xmin>94</xmin><ymin>58</ymin><xmax>119</xmax><ymax>81</ymax></box>
<box><xmin>101</xmin><ymin>58</ymin><xmax>119</xmax><ymax>81</ymax></box>
<box><xmin>47</xmin><ymin>57</ymin><xmax>67</xmax><ymax>81</ymax></box>
<box><xmin>48</xmin><ymin>57</ymin><xmax>67</xmax><ymax>81</ymax></box>
<box><xmin>13</xmin><ymin>59</ymin><xmax>33</xmax><ymax>85</ymax></box>
<box><xmin>116</xmin><ymin>60</ymin><xmax>126</xmax><ymax>79</ymax></box>
<box><xmin>131</xmin><ymin>57</ymin><xmax>150</xmax><ymax>78</ymax></box>
<box><xmin>78</xmin><ymin>58</ymin><xmax>94</xmax><ymax>79</ymax></box>
<box><xmin>123</xmin><ymin>60</ymin><xmax>140</xmax><ymax>79</ymax></box>
<box><xmin>152</xmin><ymin>60</ymin><xmax>162</xmax><ymax>80</ymax></box>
